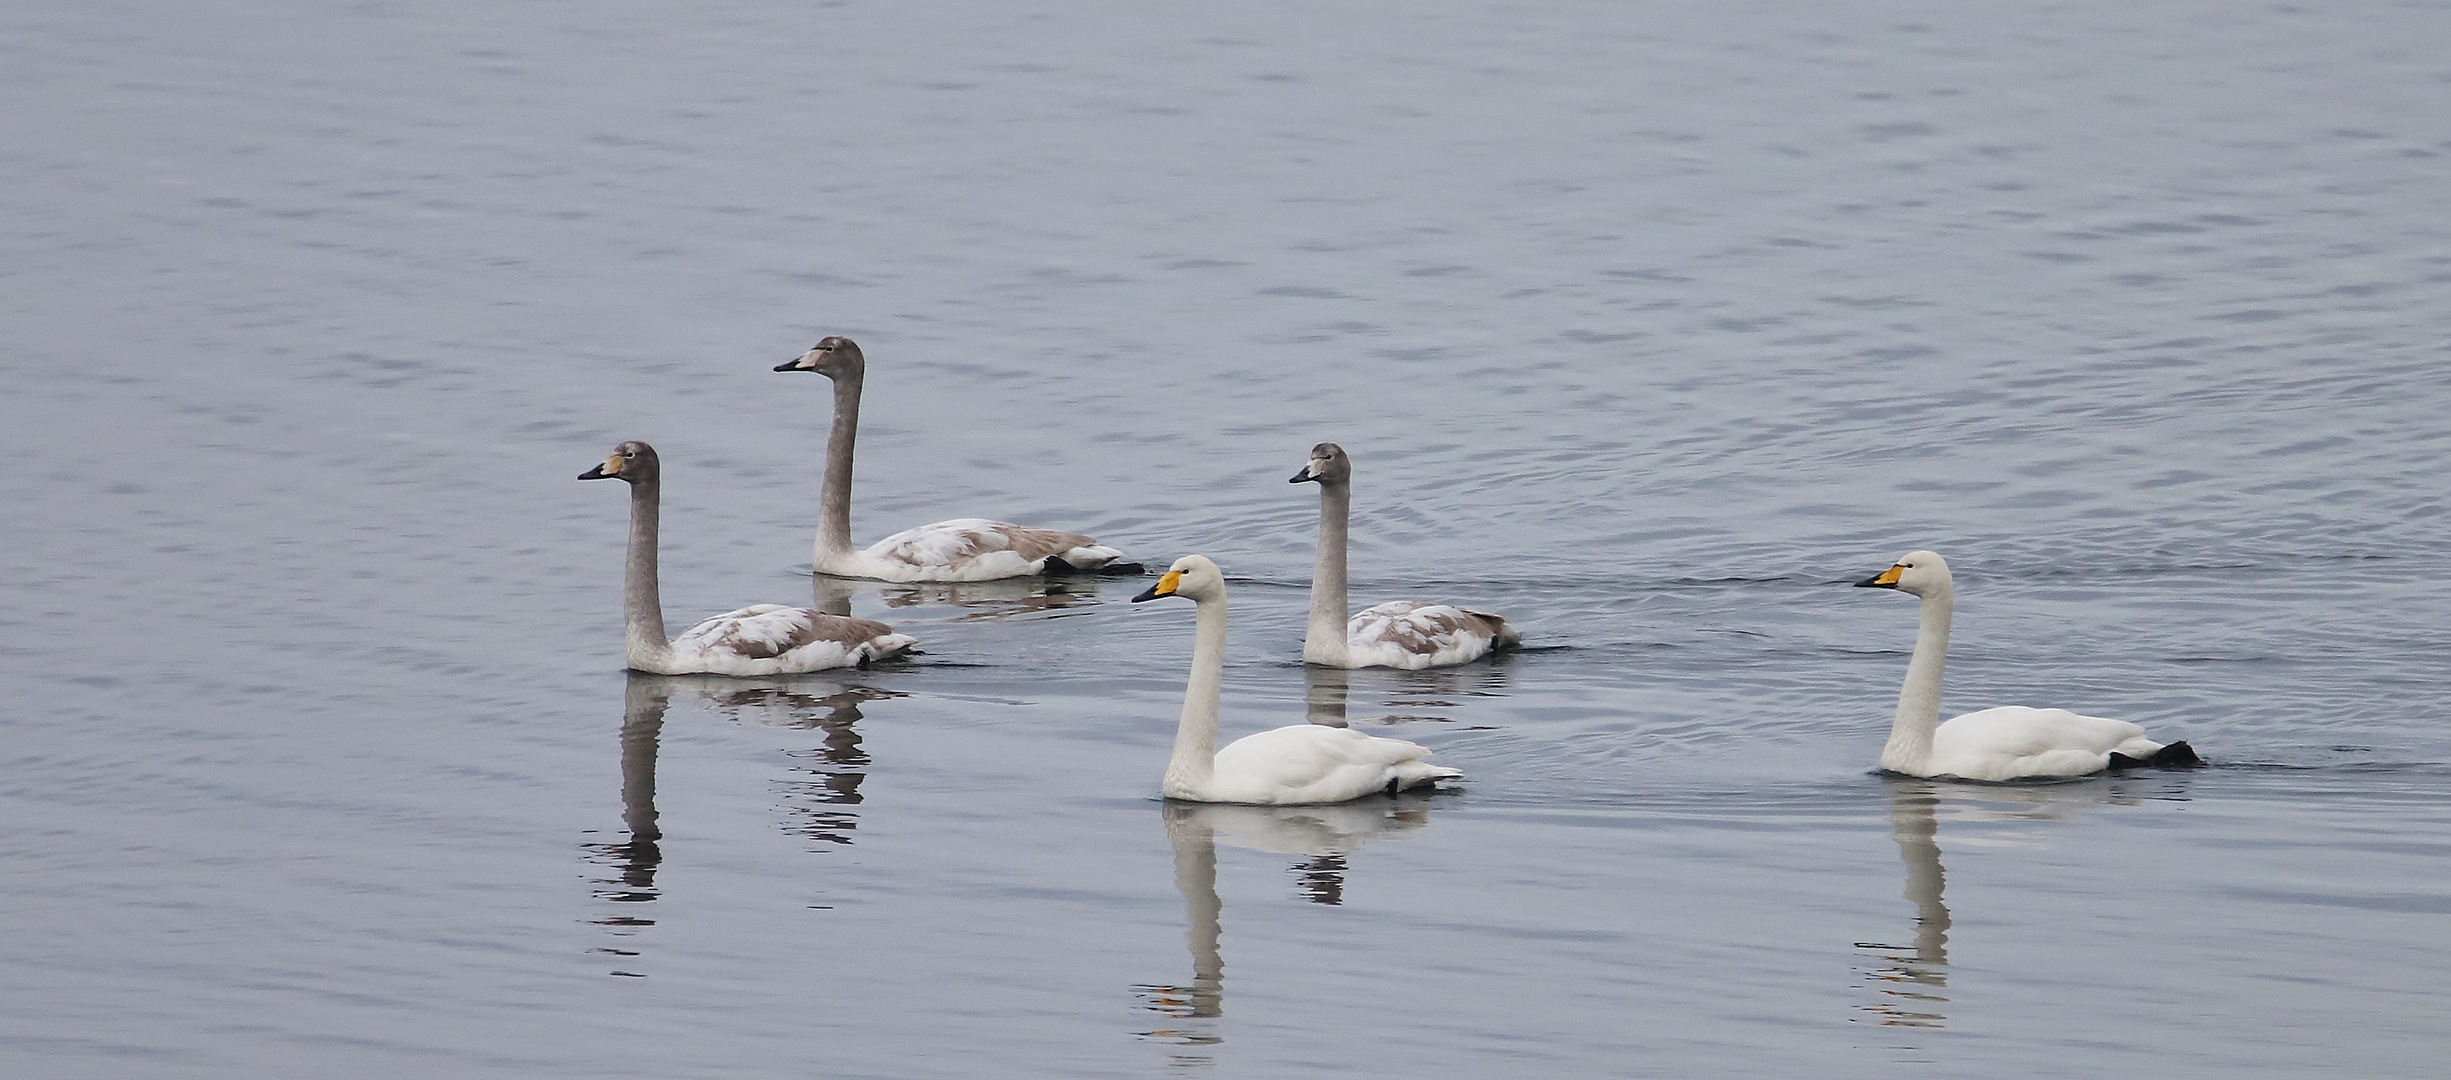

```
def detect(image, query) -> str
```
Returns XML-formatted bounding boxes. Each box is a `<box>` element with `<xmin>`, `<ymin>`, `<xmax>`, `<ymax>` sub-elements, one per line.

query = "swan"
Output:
<box><xmin>1132</xmin><ymin>555</ymin><xmax>1463</xmax><ymax>804</ymax></box>
<box><xmin>581</xmin><ymin>441</ymin><xmax>917</xmax><ymax>674</ymax></box>
<box><xmin>774</xmin><ymin>336</ymin><xmax>1131</xmax><ymax>581</ymax></box>
<box><xmin>1290</xmin><ymin>442</ymin><xmax>1520</xmax><ymax>669</ymax></box>
<box><xmin>1855</xmin><ymin>549</ymin><xmax>2199</xmax><ymax>780</ymax></box>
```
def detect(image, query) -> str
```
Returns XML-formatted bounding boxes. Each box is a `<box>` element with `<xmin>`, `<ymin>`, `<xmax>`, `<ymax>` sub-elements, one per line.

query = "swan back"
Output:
<box><xmin>663</xmin><ymin>604</ymin><xmax>916</xmax><ymax>676</ymax></box>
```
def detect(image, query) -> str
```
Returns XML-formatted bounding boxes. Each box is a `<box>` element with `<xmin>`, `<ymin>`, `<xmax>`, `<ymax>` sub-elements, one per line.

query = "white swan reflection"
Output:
<box><xmin>1854</xmin><ymin>778</ymin><xmax>1952</xmax><ymax>1029</ymax></box>
<box><xmin>1853</xmin><ymin>774</ymin><xmax>2192</xmax><ymax>1037</ymax></box>
<box><xmin>1135</xmin><ymin>796</ymin><xmax>1440</xmax><ymax>1061</ymax></box>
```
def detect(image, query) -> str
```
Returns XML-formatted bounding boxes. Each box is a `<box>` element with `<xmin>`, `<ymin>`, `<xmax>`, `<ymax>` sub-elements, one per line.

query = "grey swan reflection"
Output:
<box><xmin>682</xmin><ymin>676</ymin><xmax>904</xmax><ymax>848</ymax></box>
<box><xmin>1134</xmin><ymin>797</ymin><xmax>1439</xmax><ymax>1059</ymax></box>
<box><xmin>809</xmin><ymin>568</ymin><xmax>1108</xmax><ymax>624</ymax></box>
<box><xmin>1303</xmin><ymin>662</ymin><xmax>1514</xmax><ymax>731</ymax></box>
<box><xmin>1854</xmin><ymin>778</ymin><xmax>1952</xmax><ymax>1030</ymax></box>
<box><xmin>586</xmin><ymin>675</ymin><xmax>671</xmax><ymax>922</ymax></box>
<box><xmin>584</xmin><ymin>672</ymin><xmax>901</xmax><ymax>950</ymax></box>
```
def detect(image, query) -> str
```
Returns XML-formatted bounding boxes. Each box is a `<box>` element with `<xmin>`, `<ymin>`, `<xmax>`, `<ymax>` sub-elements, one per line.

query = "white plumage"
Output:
<box><xmin>1292</xmin><ymin>442</ymin><xmax>1519</xmax><ymax>669</ymax></box>
<box><xmin>1857</xmin><ymin>549</ymin><xmax>2195</xmax><ymax>780</ymax></box>
<box><xmin>1902</xmin><ymin>706</ymin><xmax>2167</xmax><ymax>782</ymax></box>
<box><xmin>778</xmin><ymin>336</ymin><xmax>1130</xmax><ymax>581</ymax></box>
<box><xmin>1134</xmin><ymin>555</ymin><xmax>1462</xmax><ymax>805</ymax></box>
<box><xmin>582</xmin><ymin>441</ymin><xmax>917</xmax><ymax>675</ymax></box>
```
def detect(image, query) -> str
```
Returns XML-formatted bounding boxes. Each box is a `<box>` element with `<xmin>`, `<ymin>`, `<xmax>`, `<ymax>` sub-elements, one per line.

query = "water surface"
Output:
<box><xmin>4</xmin><ymin>2</ymin><xmax>2450</xmax><ymax>1076</ymax></box>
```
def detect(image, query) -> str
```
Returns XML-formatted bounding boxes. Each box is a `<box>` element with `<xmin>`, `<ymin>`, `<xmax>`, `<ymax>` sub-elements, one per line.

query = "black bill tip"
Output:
<box><xmin>579</xmin><ymin>465</ymin><xmax>609</xmax><ymax>480</ymax></box>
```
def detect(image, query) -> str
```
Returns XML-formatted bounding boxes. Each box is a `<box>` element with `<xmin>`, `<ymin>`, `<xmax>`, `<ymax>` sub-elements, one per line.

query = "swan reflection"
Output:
<box><xmin>874</xmin><ymin>575</ymin><xmax>1101</xmax><ymax>620</ymax></box>
<box><xmin>679</xmin><ymin>675</ymin><xmax>904</xmax><ymax>848</ymax></box>
<box><xmin>1854</xmin><ymin>778</ymin><xmax>1951</xmax><ymax>1029</ymax></box>
<box><xmin>1304</xmin><ymin>662</ymin><xmax>1511</xmax><ymax>731</ymax></box>
<box><xmin>584</xmin><ymin>675</ymin><xmax>670</xmax><ymax>933</ymax></box>
<box><xmin>1135</xmin><ymin>797</ymin><xmax>1439</xmax><ymax>1062</ymax></box>
<box><xmin>583</xmin><ymin>672</ymin><xmax>901</xmax><ymax>959</ymax></box>
<box><xmin>1852</xmin><ymin>773</ymin><xmax>2194</xmax><ymax>1038</ymax></box>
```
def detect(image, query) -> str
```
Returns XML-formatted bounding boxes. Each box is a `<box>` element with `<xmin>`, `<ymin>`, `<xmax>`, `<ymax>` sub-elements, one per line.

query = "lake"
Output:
<box><xmin>4</xmin><ymin>1</ymin><xmax>2448</xmax><ymax>1076</ymax></box>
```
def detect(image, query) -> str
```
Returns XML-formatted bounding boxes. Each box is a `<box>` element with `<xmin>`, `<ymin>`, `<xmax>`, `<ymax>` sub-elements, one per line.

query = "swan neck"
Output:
<box><xmin>817</xmin><ymin>372</ymin><xmax>861</xmax><ymax>557</ymax></box>
<box><xmin>623</xmin><ymin>476</ymin><xmax>674</xmax><ymax>670</ymax></box>
<box><xmin>1884</xmin><ymin>584</ymin><xmax>1953</xmax><ymax>773</ymax></box>
<box><xmin>1168</xmin><ymin>593</ymin><xmax>1227</xmax><ymax>790</ymax></box>
<box><xmin>1304</xmin><ymin>479</ymin><xmax>1351</xmax><ymax>664</ymax></box>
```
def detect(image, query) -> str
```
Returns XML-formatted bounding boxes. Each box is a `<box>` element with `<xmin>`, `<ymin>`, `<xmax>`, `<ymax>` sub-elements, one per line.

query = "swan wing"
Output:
<box><xmin>1346</xmin><ymin>601</ymin><xmax>1517</xmax><ymax>669</ymax></box>
<box><xmin>1202</xmin><ymin>724</ymin><xmax>1461</xmax><ymax>805</ymax></box>
<box><xmin>671</xmin><ymin>604</ymin><xmax>915</xmax><ymax>673</ymax></box>
<box><xmin>1930</xmin><ymin>706</ymin><xmax>2159</xmax><ymax>780</ymax></box>
<box><xmin>861</xmin><ymin>518</ymin><xmax>1120</xmax><ymax>580</ymax></box>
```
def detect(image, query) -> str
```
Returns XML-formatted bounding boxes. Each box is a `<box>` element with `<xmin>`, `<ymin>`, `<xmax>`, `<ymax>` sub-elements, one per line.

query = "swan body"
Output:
<box><xmin>1291</xmin><ymin>443</ymin><xmax>1519</xmax><ymax>669</ymax></box>
<box><xmin>582</xmin><ymin>441</ymin><xmax>917</xmax><ymax>675</ymax></box>
<box><xmin>777</xmin><ymin>336</ymin><xmax>1129</xmax><ymax>581</ymax></box>
<box><xmin>1134</xmin><ymin>555</ymin><xmax>1462</xmax><ymax>804</ymax></box>
<box><xmin>1856</xmin><ymin>549</ymin><xmax>2196</xmax><ymax>781</ymax></box>
<box><xmin>817</xmin><ymin>517</ymin><xmax>1124</xmax><ymax>583</ymax></box>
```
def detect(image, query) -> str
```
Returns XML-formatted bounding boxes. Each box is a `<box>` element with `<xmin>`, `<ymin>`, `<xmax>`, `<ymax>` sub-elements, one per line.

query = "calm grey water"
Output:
<box><xmin>5</xmin><ymin>1</ymin><xmax>2450</xmax><ymax>1076</ymax></box>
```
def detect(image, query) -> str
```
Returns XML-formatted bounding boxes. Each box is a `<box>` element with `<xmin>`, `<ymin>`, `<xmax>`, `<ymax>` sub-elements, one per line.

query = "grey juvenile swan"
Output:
<box><xmin>581</xmin><ymin>441</ymin><xmax>916</xmax><ymax>674</ymax></box>
<box><xmin>1290</xmin><ymin>443</ymin><xmax>1520</xmax><ymax>669</ymax></box>
<box><xmin>774</xmin><ymin>336</ymin><xmax>1130</xmax><ymax>581</ymax></box>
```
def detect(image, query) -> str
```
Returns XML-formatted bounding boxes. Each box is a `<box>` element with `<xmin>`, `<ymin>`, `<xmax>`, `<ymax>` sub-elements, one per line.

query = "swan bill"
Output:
<box><xmin>1856</xmin><ymin>565</ymin><xmax>1904</xmax><ymax>588</ymax></box>
<box><xmin>1289</xmin><ymin>466</ymin><xmax>1319</xmax><ymax>484</ymax></box>
<box><xmin>579</xmin><ymin>452</ymin><xmax>625</xmax><ymax>481</ymax></box>
<box><xmin>1133</xmin><ymin>570</ymin><xmax>1184</xmax><ymax>603</ymax></box>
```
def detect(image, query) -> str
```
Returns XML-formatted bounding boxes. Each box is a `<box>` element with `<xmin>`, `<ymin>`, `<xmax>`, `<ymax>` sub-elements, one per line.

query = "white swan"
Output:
<box><xmin>1132</xmin><ymin>555</ymin><xmax>1463</xmax><ymax>804</ymax></box>
<box><xmin>1290</xmin><ymin>442</ymin><xmax>1520</xmax><ymax>669</ymax></box>
<box><xmin>774</xmin><ymin>336</ymin><xmax>1130</xmax><ymax>582</ymax></box>
<box><xmin>1856</xmin><ymin>549</ymin><xmax>2198</xmax><ymax>780</ymax></box>
<box><xmin>581</xmin><ymin>441</ymin><xmax>917</xmax><ymax>674</ymax></box>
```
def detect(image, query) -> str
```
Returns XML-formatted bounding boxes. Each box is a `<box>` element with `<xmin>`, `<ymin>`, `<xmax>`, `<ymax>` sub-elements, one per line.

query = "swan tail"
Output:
<box><xmin>1043</xmin><ymin>545</ymin><xmax>1143</xmax><ymax>576</ymax></box>
<box><xmin>1455</xmin><ymin>608</ymin><xmax>1522</xmax><ymax>649</ymax></box>
<box><xmin>866</xmin><ymin>632</ymin><xmax>920</xmax><ymax>661</ymax></box>
<box><xmin>1385</xmin><ymin>761</ymin><xmax>1463</xmax><ymax>794</ymax></box>
<box><xmin>2108</xmin><ymin>740</ymin><xmax>2202</xmax><ymax>770</ymax></box>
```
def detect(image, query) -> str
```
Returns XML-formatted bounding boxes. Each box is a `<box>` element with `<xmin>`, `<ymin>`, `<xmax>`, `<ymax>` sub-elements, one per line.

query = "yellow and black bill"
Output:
<box><xmin>1855</xmin><ymin>564</ymin><xmax>1904</xmax><ymax>589</ymax></box>
<box><xmin>1131</xmin><ymin>570</ymin><xmax>1184</xmax><ymax>603</ymax></box>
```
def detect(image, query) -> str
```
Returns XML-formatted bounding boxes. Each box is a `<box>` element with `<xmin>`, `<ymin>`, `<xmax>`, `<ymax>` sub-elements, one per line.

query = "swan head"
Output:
<box><xmin>1131</xmin><ymin>554</ymin><xmax>1226</xmax><ymax>604</ymax></box>
<box><xmin>579</xmin><ymin>440</ymin><xmax>661</xmax><ymax>484</ymax></box>
<box><xmin>1855</xmin><ymin>549</ymin><xmax>1952</xmax><ymax>597</ymax></box>
<box><xmin>774</xmin><ymin>335</ymin><xmax>866</xmax><ymax>379</ymax></box>
<box><xmin>1289</xmin><ymin>442</ymin><xmax>1352</xmax><ymax>485</ymax></box>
